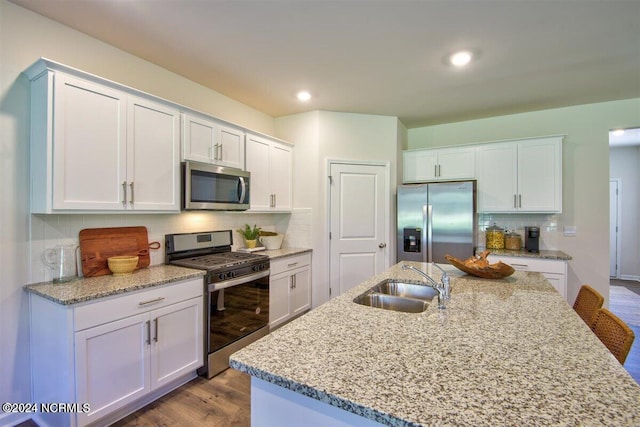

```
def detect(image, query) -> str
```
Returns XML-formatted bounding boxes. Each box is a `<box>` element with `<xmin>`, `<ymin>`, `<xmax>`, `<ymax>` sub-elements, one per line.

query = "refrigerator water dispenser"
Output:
<box><xmin>403</xmin><ymin>228</ymin><xmax>422</xmax><ymax>253</ymax></box>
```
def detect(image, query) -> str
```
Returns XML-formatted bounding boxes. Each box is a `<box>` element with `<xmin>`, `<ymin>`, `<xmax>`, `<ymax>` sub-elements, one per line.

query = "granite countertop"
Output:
<box><xmin>24</xmin><ymin>265</ymin><xmax>205</xmax><ymax>305</ymax></box>
<box><xmin>480</xmin><ymin>248</ymin><xmax>572</xmax><ymax>260</ymax></box>
<box><xmin>230</xmin><ymin>262</ymin><xmax>640</xmax><ymax>426</ymax></box>
<box><xmin>261</xmin><ymin>247</ymin><xmax>312</xmax><ymax>260</ymax></box>
<box><xmin>24</xmin><ymin>248</ymin><xmax>312</xmax><ymax>305</ymax></box>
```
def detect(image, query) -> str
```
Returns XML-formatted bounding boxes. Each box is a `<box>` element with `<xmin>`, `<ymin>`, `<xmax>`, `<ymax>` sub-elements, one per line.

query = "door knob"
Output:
<box><xmin>378</xmin><ymin>243</ymin><xmax>387</xmax><ymax>248</ymax></box>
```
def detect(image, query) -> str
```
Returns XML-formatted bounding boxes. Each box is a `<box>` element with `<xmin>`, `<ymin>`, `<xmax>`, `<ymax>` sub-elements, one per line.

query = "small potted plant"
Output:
<box><xmin>237</xmin><ymin>224</ymin><xmax>262</xmax><ymax>248</ymax></box>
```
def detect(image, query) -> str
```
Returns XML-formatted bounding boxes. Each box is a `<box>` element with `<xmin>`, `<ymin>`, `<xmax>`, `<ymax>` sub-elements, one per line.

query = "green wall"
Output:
<box><xmin>408</xmin><ymin>98</ymin><xmax>640</xmax><ymax>306</ymax></box>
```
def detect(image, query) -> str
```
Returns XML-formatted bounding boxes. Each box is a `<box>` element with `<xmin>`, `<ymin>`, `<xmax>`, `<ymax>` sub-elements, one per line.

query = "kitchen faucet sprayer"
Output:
<box><xmin>401</xmin><ymin>263</ymin><xmax>447</xmax><ymax>309</ymax></box>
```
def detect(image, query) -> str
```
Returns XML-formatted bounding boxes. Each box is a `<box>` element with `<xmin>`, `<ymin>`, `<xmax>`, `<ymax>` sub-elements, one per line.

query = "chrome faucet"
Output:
<box><xmin>401</xmin><ymin>263</ymin><xmax>448</xmax><ymax>309</ymax></box>
<box><xmin>431</xmin><ymin>262</ymin><xmax>451</xmax><ymax>302</ymax></box>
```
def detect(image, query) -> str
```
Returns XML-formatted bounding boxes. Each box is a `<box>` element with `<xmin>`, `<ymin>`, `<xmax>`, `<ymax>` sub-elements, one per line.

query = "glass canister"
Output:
<box><xmin>505</xmin><ymin>232</ymin><xmax>522</xmax><ymax>250</ymax></box>
<box><xmin>485</xmin><ymin>223</ymin><xmax>505</xmax><ymax>249</ymax></box>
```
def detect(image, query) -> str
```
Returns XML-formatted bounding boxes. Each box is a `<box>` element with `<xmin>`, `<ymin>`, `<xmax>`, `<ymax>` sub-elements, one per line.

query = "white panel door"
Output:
<box><xmin>53</xmin><ymin>73</ymin><xmax>126</xmax><ymax>210</ymax></box>
<box><xmin>403</xmin><ymin>150</ymin><xmax>437</xmax><ymax>183</ymax></box>
<box><xmin>269</xmin><ymin>273</ymin><xmax>292</xmax><ymax>328</ymax></box>
<box><xmin>517</xmin><ymin>138</ymin><xmax>561</xmax><ymax>212</ymax></box>
<box><xmin>183</xmin><ymin>114</ymin><xmax>216</xmax><ymax>163</ymax></box>
<box><xmin>478</xmin><ymin>142</ymin><xmax>518</xmax><ymax>212</ymax></box>
<box><xmin>75</xmin><ymin>314</ymin><xmax>149</xmax><ymax>426</ymax></box>
<box><xmin>330</xmin><ymin>162</ymin><xmax>388</xmax><ymax>297</ymax></box>
<box><xmin>610</xmin><ymin>180</ymin><xmax>619</xmax><ymax>278</ymax></box>
<box><xmin>150</xmin><ymin>298</ymin><xmax>203</xmax><ymax>389</ymax></box>
<box><xmin>437</xmin><ymin>147</ymin><xmax>476</xmax><ymax>180</ymax></box>
<box><xmin>246</xmin><ymin>135</ymin><xmax>272</xmax><ymax>210</ymax></box>
<box><xmin>127</xmin><ymin>97</ymin><xmax>180</xmax><ymax>211</ymax></box>
<box><xmin>270</xmin><ymin>143</ymin><xmax>292</xmax><ymax>210</ymax></box>
<box><xmin>218</xmin><ymin>125</ymin><xmax>245</xmax><ymax>169</ymax></box>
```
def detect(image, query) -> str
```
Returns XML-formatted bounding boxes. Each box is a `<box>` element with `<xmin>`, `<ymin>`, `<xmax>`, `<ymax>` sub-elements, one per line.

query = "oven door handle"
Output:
<box><xmin>209</xmin><ymin>269</ymin><xmax>270</xmax><ymax>292</ymax></box>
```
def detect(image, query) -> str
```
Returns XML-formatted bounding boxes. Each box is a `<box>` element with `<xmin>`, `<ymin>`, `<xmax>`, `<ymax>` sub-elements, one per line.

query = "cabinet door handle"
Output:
<box><xmin>122</xmin><ymin>181</ymin><xmax>127</xmax><ymax>207</ymax></box>
<box><xmin>518</xmin><ymin>194</ymin><xmax>522</xmax><ymax>208</ymax></box>
<box><xmin>218</xmin><ymin>143</ymin><xmax>223</xmax><ymax>161</ymax></box>
<box><xmin>146</xmin><ymin>320</ymin><xmax>151</xmax><ymax>345</ymax></box>
<box><xmin>153</xmin><ymin>318</ymin><xmax>158</xmax><ymax>342</ymax></box>
<box><xmin>292</xmin><ymin>275</ymin><xmax>296</xmax><ymax>289</ymax></box>
<box><xmin>438</xmin><ymin>164</ymin><xmax>441</xmax><ymax>177</ymax></box>
<box><xmin>513</xmin><ymin>194</ymin><xmax>517</xmax><ymax>209</ymax></box>
<box><xmin>434</xmin><ymin>164</ymin><xmax>438</xmax><ymax>177</ymax></box>
<box><xmin>129</xmin><ymin>182</ymin><xmax>134</xmax><ymax>205</ymax></box>
<box><xmin>139</xmin><ymin>296</ymin><xmax>165</xmax><ymax>306</ymax></box>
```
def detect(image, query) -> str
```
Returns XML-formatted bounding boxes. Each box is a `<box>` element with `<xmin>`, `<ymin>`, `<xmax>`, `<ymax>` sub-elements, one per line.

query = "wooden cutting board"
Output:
<box><xmin>80</xmin><ymin>226</ymin><xmax>154</xmax><ymax>277</ymax></box>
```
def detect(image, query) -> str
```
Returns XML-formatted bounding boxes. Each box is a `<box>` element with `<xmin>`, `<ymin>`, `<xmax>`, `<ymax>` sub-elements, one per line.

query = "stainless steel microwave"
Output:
<box><xmin>182</xmin><ymin>161</ymin><xmax>250</xmax><ymax>210</ymax></box>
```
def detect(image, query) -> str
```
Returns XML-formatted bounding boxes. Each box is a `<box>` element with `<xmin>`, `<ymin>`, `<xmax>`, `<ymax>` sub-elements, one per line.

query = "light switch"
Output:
<box><xmin>563</xmin><ymin>226</ymin><xmax>576</xmax><ymax>237</ymax></box>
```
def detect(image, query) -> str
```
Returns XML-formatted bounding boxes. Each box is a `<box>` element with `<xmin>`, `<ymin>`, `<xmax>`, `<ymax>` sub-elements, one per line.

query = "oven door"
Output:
<box><xmin>207</xmin><ymin>270</ymin><xmax>269</xmax><ymax>354</ymax></box>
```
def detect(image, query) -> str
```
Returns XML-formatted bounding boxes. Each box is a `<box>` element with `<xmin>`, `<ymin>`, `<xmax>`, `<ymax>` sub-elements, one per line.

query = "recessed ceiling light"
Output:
<box><xmin>449</xmin><ymin>50</ymin><xmax>473</xmax><ymax>67</ymax></box>
<box><xmin>296</xmin><ymin>91</ymin><xmax>312</xmax><ymax>102</ymax></box>
<box><xmin>612</xmin><ymin>129</ymin><xmax>625</xmax><ymax>136</ymax></box>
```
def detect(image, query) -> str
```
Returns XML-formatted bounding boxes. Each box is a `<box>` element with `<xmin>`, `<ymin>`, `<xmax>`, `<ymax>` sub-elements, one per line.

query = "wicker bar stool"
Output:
<box><xmin>590</xmin><ymin>308</ymin><xmax>635</xmax><ymax>364</ymax></box>
<box><xmin>573</xmin><ymin>284</ymin><xmax>604</xmax><ymax>325</ymax></box>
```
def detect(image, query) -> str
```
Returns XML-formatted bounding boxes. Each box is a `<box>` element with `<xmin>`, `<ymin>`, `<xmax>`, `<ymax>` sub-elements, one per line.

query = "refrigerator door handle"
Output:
<box><xmin>424</xmin><ymin>204</ymin><xmax>433</xmax><ymax>263</ymax></box>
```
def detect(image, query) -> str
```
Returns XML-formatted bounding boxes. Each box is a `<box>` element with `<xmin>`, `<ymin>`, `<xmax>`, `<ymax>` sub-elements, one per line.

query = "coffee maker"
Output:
<box><xmin>524</xmin><ymin>227</ymin><xmax>540</xmax><ymax>253</ymax></box>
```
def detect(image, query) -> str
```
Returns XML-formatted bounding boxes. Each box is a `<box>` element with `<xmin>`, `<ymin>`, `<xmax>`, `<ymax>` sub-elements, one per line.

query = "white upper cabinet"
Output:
<box><xmin>182</xmin><ymin>113</ymin><xmax>245</xmax><ymax>170</ymax></box>
<box><xmin>25</xmin><ymin>59</ymin><xmax>180</xmax><ymax>213</ymax></box>
<box><xmin>245</xmin><ymin>133</ymin><xmax>293</xmax><ymax>212</ymax></box>
<box><xmin>403</xmin><ymin>146</ymin><xmax>476</xmax><ymax>183</ymax></box>
<box><xmin>127</xmin><ymin>97</ymin><xmax>181</xmax><ymax>211</ymax></box>
<box><xmin>478</xmin><ymin>136</ymin><xmax>563</xmax><ymax>213</ymax></box>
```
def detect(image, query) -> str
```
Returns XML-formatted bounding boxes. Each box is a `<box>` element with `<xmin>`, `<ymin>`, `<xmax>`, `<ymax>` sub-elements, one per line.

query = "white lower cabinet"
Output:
<box><xmin>487</xmin><ymin>255</ymin><xmax>568</xmax><ymax>300</ymax></box>
<box><xmin>269</xmin><ymin>253</ymin><xmax>312</xmax><ymax>329</ymax></box>
<box><xmin>29</xmin><ymin>278</ymin><xmax>203</xmax><ymax>427</ymax></box>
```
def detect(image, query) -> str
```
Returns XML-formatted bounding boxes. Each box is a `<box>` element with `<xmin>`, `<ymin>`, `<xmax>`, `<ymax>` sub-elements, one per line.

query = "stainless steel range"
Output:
<box><xmin>165</xmin><ymin>230</ymin><xmax>270</xmax><ymax>378</ymax></box>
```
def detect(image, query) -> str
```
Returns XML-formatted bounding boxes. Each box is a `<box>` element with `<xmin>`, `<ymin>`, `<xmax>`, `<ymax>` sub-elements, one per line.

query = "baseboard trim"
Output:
<box><xmin>618</xmin><ymin>275</ymin><xmax>640</xmax><ymax>282</ymax></box>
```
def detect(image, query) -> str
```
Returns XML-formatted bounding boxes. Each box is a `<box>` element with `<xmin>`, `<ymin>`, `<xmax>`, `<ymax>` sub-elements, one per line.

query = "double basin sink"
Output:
<box><xmin>353</xmin><ymin>280</ymin><xmax>439</xmax><ymax>313</ymax></box>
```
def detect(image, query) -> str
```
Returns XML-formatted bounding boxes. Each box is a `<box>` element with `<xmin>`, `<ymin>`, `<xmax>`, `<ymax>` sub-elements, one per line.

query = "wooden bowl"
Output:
<box><xmin>445</xmin><ymin>254</ymin><xmax>515</xmax><ymax>279</ymax></box>
<box><xmin>107</xmin><ymin>255</ymin><xmax>139</xmax><ymax>275</ymax></box>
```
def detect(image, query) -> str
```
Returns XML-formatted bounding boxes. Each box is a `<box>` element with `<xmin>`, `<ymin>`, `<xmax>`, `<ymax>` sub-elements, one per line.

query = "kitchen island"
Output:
<box><xmin>230</xmin><ymin>262</ymin><xmax>640</xmax><ymax>426</ymax></box>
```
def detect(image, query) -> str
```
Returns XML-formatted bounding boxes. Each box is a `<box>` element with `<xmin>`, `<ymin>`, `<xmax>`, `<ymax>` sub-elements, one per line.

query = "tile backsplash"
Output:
<box><xmin>477</xmin><ymin>213</ymin><xmax>560</xmax><ymax>251</ymax></box>
<box><xmin>30</xmin><ymin>208</ymin><xmax>313</xmax><ymax>283</ymax></box>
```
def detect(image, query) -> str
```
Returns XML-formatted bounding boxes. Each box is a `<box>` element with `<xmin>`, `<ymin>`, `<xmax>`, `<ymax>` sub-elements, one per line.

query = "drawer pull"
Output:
<box><xmin>139</xmin><ymin>297</ymin><xmax>165</xmax><ymax>306</ymax></box>
<box><xmin>511</xmin><ymin>263</ymin><xmax>529</xmax><ymax>268</ymax></box>
<box><xmin>287</xmin><ymin>262</ymin><xmax>298</xmax><ymax>268</ymax></box>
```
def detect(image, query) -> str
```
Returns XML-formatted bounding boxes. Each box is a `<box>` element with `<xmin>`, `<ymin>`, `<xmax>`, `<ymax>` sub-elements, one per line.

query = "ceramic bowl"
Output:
<box><xmin>107</xmin><ymin>255</ymin><xmax>139</xmax><ymax>275</ymax></box>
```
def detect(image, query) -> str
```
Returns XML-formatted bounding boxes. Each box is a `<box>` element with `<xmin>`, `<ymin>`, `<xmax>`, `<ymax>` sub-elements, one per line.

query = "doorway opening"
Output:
<box><xmin>608</xmin><ymin>127</ymin><xmax>640</xmax><ymax>383</ymax></box>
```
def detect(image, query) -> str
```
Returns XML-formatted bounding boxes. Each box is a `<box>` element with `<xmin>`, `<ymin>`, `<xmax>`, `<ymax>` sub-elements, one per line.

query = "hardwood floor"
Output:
<box><xmin>112</xmin><ymin>368</ymin><xmax>250</xmax><ymax>427</ymax></box>
<box><xmin>609</xmin><ymin>279</ymin><xmax>640</xmax><ymax>384</ymax></box>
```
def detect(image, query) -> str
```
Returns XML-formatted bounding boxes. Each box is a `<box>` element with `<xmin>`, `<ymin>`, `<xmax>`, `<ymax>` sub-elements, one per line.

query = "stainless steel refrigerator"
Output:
<box><xmin>397</xmin><ymin>181</ymin><xmax>477</xmax><ymax>264</ymax></box>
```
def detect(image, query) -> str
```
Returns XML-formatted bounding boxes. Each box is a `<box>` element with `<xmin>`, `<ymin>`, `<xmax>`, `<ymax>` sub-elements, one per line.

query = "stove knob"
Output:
<box><xmin>229</xmin><ymin>271</ymin><xmax>236</xmax><ymax>278</ymax></box>
<box><xmin>218</xmin><ymin>273</ymin><xmax>226</xmax><ymax>281</ymax></box>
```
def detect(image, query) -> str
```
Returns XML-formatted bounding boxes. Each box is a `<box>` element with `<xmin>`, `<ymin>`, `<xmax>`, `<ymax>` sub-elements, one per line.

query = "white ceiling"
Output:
<box><xmin>10</xmin><ymin>0</ymin><xmax>640</xmax><ymax>128</ymax></box>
